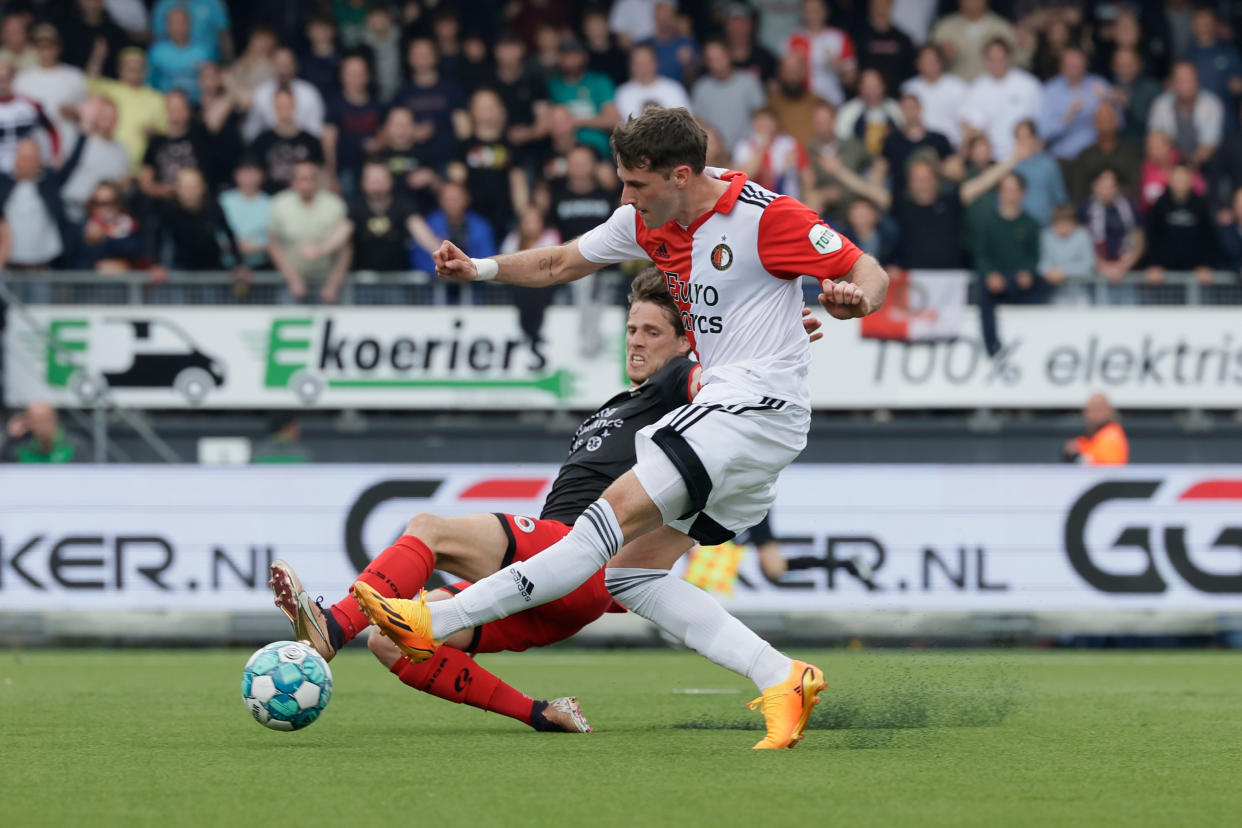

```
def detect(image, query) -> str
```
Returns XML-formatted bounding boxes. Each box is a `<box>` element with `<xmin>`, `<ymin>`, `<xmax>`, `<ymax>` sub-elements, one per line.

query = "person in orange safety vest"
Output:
<box><xmin>1063</xmin><ymin>392</ymin><xmax>1129</xmax><ymax>465</ymax></box>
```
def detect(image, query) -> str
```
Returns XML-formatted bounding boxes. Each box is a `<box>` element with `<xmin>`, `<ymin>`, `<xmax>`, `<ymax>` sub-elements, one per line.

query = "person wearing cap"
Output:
<box><xmin>15</xmin><ymin>25</ymin><xmax>87</xmax><ymax>157</ymax></box>
<box><xmin>547</xmin><ymin>36</ymin><xmax>618</xmax><ymax>159</ymax></box>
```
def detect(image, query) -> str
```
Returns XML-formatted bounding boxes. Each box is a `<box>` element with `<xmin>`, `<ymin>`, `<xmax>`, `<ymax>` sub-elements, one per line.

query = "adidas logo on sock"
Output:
<box><xmin>511</xmin><ymin>569</ymin><xmax>535</xmax><ymax>601</ymax></box>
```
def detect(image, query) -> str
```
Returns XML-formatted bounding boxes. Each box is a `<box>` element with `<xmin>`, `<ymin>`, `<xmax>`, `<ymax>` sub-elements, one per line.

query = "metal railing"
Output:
<box><xmin>0</xmin><ymin>269</ymin><xmax>527</xmax><ymax>307</ymax></box>
<box><xmin>3</xmin><ymin>268</ymin><xmax>1239</xmax><ymax>306</ymax></box>
<box><xmin>0</xmin><ymin>278</ymin><xmax>181</xmax><ymax>463</ymax></box>
<box><xmin>1053</xmin><ymin>271</ymin><xmax>1242</xmax><ymax>306</ymax></box>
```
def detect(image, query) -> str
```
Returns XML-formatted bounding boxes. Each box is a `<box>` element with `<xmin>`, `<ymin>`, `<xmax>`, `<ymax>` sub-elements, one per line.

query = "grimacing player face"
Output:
<box><xmin>625</xmin><ymin>300</ymin><xmax>691</xmax><ymax>385</ymax></box>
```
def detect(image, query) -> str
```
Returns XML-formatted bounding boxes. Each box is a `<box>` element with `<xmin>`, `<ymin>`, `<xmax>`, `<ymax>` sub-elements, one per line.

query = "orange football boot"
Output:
<box><xmin>351</xmin><ymin>581</ymin><xmax>439</xmax><ymax>663</ymax></box>
<box><xmin>747</xmin><ymin>660</ymin><xmax>828</xmax><ymax>749</ymax></box>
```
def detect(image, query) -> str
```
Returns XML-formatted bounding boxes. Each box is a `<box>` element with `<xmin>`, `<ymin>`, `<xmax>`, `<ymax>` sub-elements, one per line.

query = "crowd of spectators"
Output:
<box><xmin>1</xmin><ymin>0</ymin><xmax>1241</xmax><ymax>338</ymax></box>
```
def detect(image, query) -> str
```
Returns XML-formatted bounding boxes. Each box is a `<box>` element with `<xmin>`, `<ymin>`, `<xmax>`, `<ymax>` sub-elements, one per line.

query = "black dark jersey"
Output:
<box><xmin>540</xmin><ymin>356</ymin><xmax>697</xmax><ymax>525</ymax></box>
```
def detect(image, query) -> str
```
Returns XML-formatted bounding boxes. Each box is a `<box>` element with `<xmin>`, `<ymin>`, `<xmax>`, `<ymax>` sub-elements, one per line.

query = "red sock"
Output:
<box><xmin>392</xmin><ymin>648</ymin><xmax>537</xmax><ymax>729</ymax></box>
<box><xmin>330</xmin><ymin>535</ymin><xmax>435</xmax><ymax>644</ymax></box>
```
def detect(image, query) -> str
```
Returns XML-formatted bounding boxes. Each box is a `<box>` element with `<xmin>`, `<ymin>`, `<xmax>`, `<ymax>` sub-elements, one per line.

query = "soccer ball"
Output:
<box><xmin>241</xmin><ymin>641</ymin><xmax>333</xmax><ymax>731</ymax></box>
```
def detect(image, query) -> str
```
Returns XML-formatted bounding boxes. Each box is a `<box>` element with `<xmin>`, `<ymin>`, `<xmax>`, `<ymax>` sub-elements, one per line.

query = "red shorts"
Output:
<box><xmin>445</xmin><ymin>513</ymin><xmax>622</xmax><ymax>654</ymax></box>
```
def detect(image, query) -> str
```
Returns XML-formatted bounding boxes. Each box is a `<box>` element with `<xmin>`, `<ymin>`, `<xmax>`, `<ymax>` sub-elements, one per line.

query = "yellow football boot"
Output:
<box><xmin>747</xmin><ymin>660</ymin><xmax>828</xmax><ymax>749</ymax></box>
<box><xmin>351</xmin><ymin>581</ymin><xmax>439</xmax><ymax>663</ymax></box>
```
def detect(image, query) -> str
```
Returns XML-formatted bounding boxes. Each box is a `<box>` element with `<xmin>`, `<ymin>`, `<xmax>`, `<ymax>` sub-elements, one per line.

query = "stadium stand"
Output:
<box><xmin>2</xmin><ymin>0</ymin><xmax>1242</xmax><ymax>465</ymax></box>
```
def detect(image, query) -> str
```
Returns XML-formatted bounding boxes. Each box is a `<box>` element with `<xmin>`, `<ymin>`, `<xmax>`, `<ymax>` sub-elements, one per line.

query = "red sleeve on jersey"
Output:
<box><xmin>757</xmin><ymin>196</ymin><xmax>863</xmax><ymax>281</ymax></box>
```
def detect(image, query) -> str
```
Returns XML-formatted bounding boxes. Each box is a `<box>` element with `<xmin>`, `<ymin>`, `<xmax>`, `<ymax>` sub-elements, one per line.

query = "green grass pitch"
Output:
<box><xmin>2</xmin><ymin>647</ymin><xmax>1239</xmax><ymax>827</ymax></box>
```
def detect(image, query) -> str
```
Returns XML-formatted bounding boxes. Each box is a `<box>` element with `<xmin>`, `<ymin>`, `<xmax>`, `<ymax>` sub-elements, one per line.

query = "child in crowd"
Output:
<box><xmin>1039</xmin><ymin>204</ymin><xmax>1096</xmax><ymax>304</ymax></box>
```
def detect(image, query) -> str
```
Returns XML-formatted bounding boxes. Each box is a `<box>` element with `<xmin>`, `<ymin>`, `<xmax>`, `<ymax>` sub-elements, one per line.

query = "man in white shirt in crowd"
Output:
<box><xmin>3</xmin><ymin>140</ymin><xmax>61</xmax><ymax>267</ymax></box>
<box><xmin>901</xmin><ymin>43</ymin><xmax>967</xmax><ymax>147</ymax></box>
<box><xmin>0</xmin><ymin>138</ymin><xmax>85</xmax><ymax>301</ymax></box>
<box><xmin>691</xmin><ymin>37</ymin><xmax>766</xmax><ymax>151</ymax></box>
<box><xmin>961</xmin><ymin>37</ymin><xmax>1041</xmax><ymax>160</ymax></box>
<box><xmin>14</xmin><ymin>25</ymin><xmax>86</xmax><ymax>157</ymax></box>
<box><xmin>243</xmin><ymin>48</ymin><xmax>325</xmax><ymax>142</ymax></box>
<box><xmin>60</xmin><ymin>95</ymin><xmax>130</xmax><ymax>224</ymax></box>
<box><xmin>615</xmin><ymin>44</ymin><xmax>690</xmax><ymax>121</ymax></box>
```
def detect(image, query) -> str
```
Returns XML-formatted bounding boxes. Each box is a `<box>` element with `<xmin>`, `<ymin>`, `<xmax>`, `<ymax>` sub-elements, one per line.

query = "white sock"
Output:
<box><xmin>605</xmin><ymin>568</ymin><xmax>793</xmax><ymax>692</ymax></box>
<box><xmin>429</xmin><ymin>499</ymin><xmax>625</xmax><ymax>640</ymax></box>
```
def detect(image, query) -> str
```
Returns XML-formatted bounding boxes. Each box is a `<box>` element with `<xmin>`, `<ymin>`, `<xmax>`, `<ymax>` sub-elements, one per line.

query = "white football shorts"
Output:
<box><xmin>633</xmin><ymin>383</ymin><xmax>810</xmax><ymax>544</ymax></box>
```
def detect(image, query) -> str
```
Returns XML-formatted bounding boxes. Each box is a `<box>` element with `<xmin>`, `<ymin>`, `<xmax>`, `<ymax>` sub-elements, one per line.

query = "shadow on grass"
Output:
<box><xmin>669</xmin><ymin>658</ymin><xmax>1020</xmax><ymax>749</ymax></box>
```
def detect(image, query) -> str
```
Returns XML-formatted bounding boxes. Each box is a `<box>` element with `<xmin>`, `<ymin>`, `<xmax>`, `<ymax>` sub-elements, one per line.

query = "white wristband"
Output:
<box><xmin>471</xmin><ymin>258</ymin><xmax>498</xmax><ymax>281</ymax></box>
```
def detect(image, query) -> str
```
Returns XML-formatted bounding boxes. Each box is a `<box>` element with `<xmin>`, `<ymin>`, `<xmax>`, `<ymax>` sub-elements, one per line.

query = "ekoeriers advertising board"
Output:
<box><xmin>3</xmin><ymin>307</ymin><xmax>625</xmax><ymax>409</ymax></box>
<box><xmin>5</xmin><ymin>305</ymin><xmax>1239</xmax><ymax>409</ymax></box>
<box><xmin>2</xmin><ymin>465</ymin><xmax>1238</xmax><ymax>612</ymax></box>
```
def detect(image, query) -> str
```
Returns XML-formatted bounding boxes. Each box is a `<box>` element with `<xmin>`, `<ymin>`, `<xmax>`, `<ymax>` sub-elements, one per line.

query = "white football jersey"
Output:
<box><xmin>578</xmin><ymin>169</ymin><xmax>862</xmax><ymax>409</ymax></box>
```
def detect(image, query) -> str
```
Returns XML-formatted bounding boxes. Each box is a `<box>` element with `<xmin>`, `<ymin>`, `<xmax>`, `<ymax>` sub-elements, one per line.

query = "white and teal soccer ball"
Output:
<box><xmin>241</xmin><ymin>641</ymin><xmax>333</xmax><ymax>731</ymax></box>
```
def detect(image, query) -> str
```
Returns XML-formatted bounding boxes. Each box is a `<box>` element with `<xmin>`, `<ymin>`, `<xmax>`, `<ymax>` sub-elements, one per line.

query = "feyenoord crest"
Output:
<box><xmin>514</xmin><ymin>516</ymin><xmax>537</xmax><ymax>533</ymax></box>
<box><xmin>710</xmin><ymin>243</ymin><xmax>733</xmax><ymax>271</ymax></box>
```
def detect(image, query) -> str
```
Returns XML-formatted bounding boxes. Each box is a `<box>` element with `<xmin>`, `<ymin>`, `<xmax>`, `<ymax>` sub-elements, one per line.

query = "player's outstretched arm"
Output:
<box><xmin>820</xmin><ymin>254</ymin><xmax>888</xmax><ymax>320</ymax></box>
<box><xmin>434</xmin><ymin>237</ymin><xmax>602</xmax><ymax>288</ymax></box>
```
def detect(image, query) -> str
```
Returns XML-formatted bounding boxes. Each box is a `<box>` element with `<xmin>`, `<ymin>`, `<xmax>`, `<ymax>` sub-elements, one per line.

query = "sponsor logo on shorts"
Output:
<box><xmin>514</xmin><ymin>516</ymin><xmax>537</xmax><ymax>533</ymax></box>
